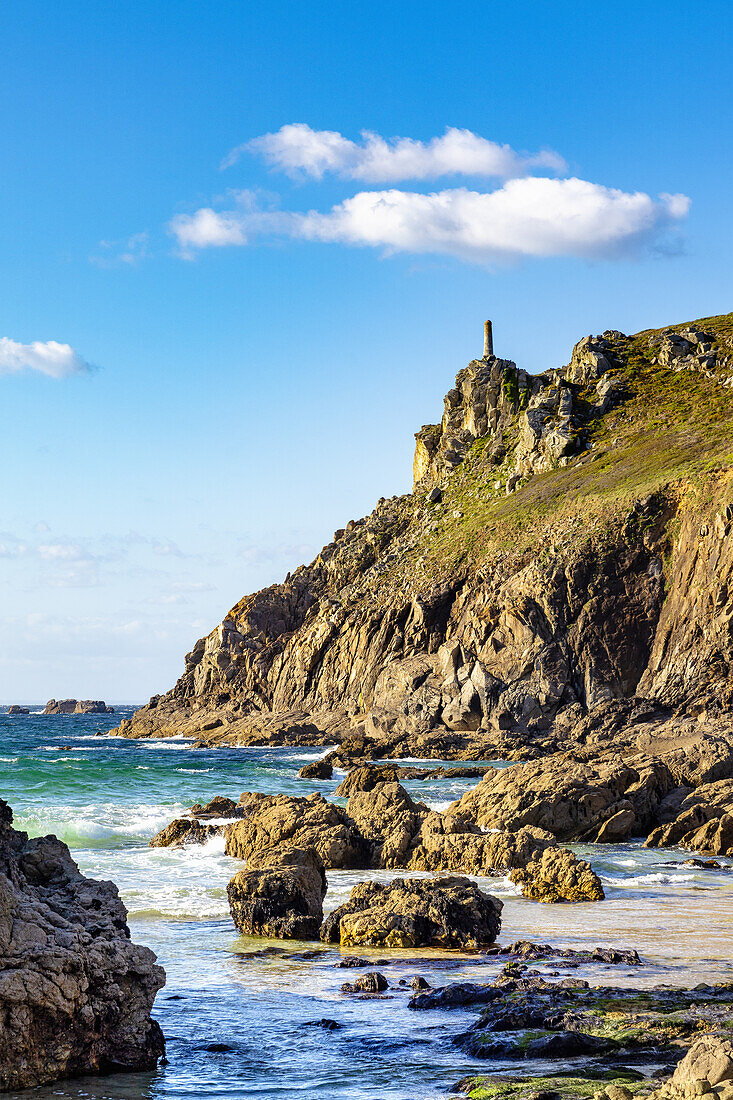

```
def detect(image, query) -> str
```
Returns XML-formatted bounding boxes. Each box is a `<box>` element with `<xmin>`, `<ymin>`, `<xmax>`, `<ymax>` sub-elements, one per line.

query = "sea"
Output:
<box><xmin>3</xmin><ymin>706</ymin><xmax>733</xmax><ymax>1100</ymax></box>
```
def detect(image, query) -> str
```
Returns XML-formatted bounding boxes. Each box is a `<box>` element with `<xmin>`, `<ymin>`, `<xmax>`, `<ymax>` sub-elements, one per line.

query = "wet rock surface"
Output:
<box><xmin>0</xmin><ymin>799</ymin><xmax>165</xmax><ymax>1091</ymax></box>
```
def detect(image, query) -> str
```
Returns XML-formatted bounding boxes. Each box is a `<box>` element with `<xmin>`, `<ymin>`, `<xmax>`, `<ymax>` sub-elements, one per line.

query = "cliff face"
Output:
<box><xmin>117</xmin><ymin>314</ymin><xmax>733</xmax><ymax>753</ymax></box>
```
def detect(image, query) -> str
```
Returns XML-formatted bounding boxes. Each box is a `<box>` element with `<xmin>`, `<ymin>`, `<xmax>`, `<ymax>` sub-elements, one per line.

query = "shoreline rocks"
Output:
<box><xmin>321</xmin><ymin>875</ymin><xmax>502</xmax><ymax>949</ymax></box>
<box><xmin>156</xmin><ymin>779</ymin><xmax>605</xmax><ymax>905</ymax></box>
<box><xmin>0</xmin><ymin>799</ymin><xmax>165</xmax><ymax>1091</ymax></box>
<box><xmin>7</xmin><ymin>705</ymin><xmax>29</xmax><ymax>715</ymax></box>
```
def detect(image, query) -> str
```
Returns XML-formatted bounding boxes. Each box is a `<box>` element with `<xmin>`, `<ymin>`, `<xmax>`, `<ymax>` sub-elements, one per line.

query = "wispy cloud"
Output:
<box><xmin>170</xmin><ymin>181</ymin><xmax>690</xmax><ymax>265</ymax></box>
<box><xmin>91</xmin><ymin>231</ymin><xmax>150</xmax><ymax>267</ymax></box>
<box><xmin>224</xmin><ymin>124</ymin><xmax>567</xmax><ymax>181</ymax></box>
<box><xmin>0</xmin><ymin>337</ymin><xmax>93</xmax><ymax>379</ymax></box>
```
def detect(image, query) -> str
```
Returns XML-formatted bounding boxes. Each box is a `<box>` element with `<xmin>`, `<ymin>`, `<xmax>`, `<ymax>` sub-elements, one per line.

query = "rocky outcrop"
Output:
<box><xmin>110</xmin><ymin>316</ymin><xmax>733</xmax><ymax>755</ymax></box>
<box><xmin>346</xmin><ymin>782</ymin><xmax>429</xmax><ymax>868</ymax></box>
<box><xmin>196</xmin><ymin>781</ymin><xmax>605</xmax><ymax>902</ymax></box>
<box><xmin>670</xmin><ymin>1035</ymin><xmax>733</xmax><ymax>1089</ymax></box>
<box><xmin>7</xmin><ymin>705</ymin><xmax>29</xmax><ymax>715</ymax></box>
<box><xmin>508</xmin><ymin>846</ymin><xmax>605</xmax><ymax>902</ymax></box>
<box><xmin>149</xmin><ymin>794</ymin><xmax>246</xmax><ymax>848</ymax></box>
<box><xmin>227</xmin><ymin>846</ymin><xmax>327</xmax><ymax>939</ymax></box>
<box><xmin>224</xmin><ymin>792</ymin><xmax>369</xmax><ymax>869</ymax></box>
<box><xmin>320</xmin><ymin>875</ymin><xmax>502</xmax><ymax>949</ymax></box>
<box><xmin>150</xmin><ymin>817</ymin><xmax>222</xmax><ymax>848</ymax></box>
<box><xmin>449</xmin><ymin>749</ymin><xmax>673</xmax><ymax>841</ymax></box>
<box><xmin>450</xmin><ymin>719</ymin><xmax>733</xmax><ymax>847</ymax></box>
<box><xmin>0</xmin><ymin>800</ymin><xmax>165</xmax><ymax>1092</ymax></box>
<box><xmin>405</xmin><ymin>813</ymin><xmax>604</xmax><ymax>901</ymax></box>
<box><xmin>44</xmin><ymin>699</ymin><xmax>114</xmax><ymax>715</ymax></box>
<box><xmin>332</xmin><ymin>761</ymin><xmax>490</xmax><ymax>796</ymax></box>
<box><xmin>646</xmin><ymin>778</ymin><xmax>733</xmax><ymax>856</ymax></box>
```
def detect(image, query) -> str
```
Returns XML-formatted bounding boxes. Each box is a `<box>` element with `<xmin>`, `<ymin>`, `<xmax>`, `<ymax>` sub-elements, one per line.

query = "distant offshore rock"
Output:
<box><xmin>43</xmin><ymin>698</ymin><xmax>114</xmax><ymax>715</ymax></box>
<box><xmin>0</xmin><ymin>798</ymin><xmax>165</xmax><ymax>1091</ymax></box>
<box><xmin>7</xmin><ymin>705</ymin><xmax>29</xmax><ymax>715</ymax></box>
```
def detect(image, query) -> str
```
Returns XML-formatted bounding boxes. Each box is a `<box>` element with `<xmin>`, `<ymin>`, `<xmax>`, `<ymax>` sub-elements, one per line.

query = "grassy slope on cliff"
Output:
<box><xmin>407</xmin><ymin>312</ymin><xmax>733</xmax><ymax>586</ymax></box>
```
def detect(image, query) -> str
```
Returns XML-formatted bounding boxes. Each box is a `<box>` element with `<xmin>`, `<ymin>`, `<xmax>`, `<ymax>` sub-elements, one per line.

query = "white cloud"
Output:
<box><xmin>37</xmin><ymin>543</ymin><xmax>91</xmax><ymax>562</ymax></box>
<box><xmin>0</xmin><ymin>337</ymin><xmax>93</xmax><ymax>379</ymax></box>
<box><xmin>170</xmin><ymin>179</ymin><xmax>690</xmax><ymax>265</ymax></box>
<box><xmin>224</xmin><ymin>124</ymin><xmax>567</xmax><ymax>181</ymax></box>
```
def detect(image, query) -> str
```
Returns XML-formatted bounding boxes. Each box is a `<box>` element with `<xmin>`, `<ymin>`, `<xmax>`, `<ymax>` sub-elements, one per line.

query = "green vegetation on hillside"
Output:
<box><xmin>416</xmin><ymin>312</ymin><xmax>733</xmax><ymax>577</ymax></box>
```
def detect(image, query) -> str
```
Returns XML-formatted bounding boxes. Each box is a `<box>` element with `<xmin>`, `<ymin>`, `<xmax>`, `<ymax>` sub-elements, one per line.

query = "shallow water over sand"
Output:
<box><xmin>4</xmin><ymin>709</ymin><xmax>733</xmax><ymax>1099</ymax></box>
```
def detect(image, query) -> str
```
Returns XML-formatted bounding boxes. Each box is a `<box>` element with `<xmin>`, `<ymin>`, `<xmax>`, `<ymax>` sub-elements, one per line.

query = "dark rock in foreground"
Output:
<box><xmin>227</xmin><ymin>845</ymin><xmax>327</xmax><ymax>939</ymax></box>
<box><xmin>340</xmin><ymin>971</ymin><xmax>388</xmax><ymax>994</ymax></box>
<box><xmin>321</xmin><ymin>874</ymin><xmax>502</xmax><ymax>949</ymax></box>
<box><xmin>0</xmin><ymin>799</ymin><xmax>165</xmax><ymax>1092</ymax></box>
<box><xmin>44</xmin><ymin>698</ymin><xmax>114</xmax><ymax>714</ymax></box>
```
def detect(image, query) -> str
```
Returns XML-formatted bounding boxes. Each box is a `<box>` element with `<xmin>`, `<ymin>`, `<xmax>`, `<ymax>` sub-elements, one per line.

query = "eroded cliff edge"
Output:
<box><xmin>114</xmin><ymin>314</ymin><xmax>733</xmax><ymax>760</ymax></box>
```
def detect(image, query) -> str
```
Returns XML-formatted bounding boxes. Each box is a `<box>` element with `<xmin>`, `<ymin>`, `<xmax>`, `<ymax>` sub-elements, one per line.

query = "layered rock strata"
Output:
<box><xmin>111</xmin><ymin>315</ymin><xmax>733</xmax><ymax>761</ymax></box>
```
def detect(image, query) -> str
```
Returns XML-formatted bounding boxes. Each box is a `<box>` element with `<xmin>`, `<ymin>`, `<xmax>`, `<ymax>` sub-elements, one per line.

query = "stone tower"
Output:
<box><xmin>483</xmin><ymin>320</ymin><xmax>493</xmax><ymax>358</ymax></box>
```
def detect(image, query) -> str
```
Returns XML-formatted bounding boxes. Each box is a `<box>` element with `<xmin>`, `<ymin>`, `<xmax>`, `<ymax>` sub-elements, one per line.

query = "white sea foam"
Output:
<box><xmin>0</xmin><ymin>756</ymin><xmax>18</xmax><ymax>763</ymax></box>
<box><xmin>603</xmin><ymin>871</ymin><xmax>693</xmax><ymax>888</ymax></box>
<box><xmin>175</xmin><ymin>767</ymin><xmax>214</xmax><ymax>773</ymax></box>
<box><xmin>16</xmin><ymin>801</ymin><xmax>188</xmax><ymax>845</ymax></box>
<box><xmin>142</xmin><ymin>739</ymin><xmax>194</xmax><ymax>750</ymax></box>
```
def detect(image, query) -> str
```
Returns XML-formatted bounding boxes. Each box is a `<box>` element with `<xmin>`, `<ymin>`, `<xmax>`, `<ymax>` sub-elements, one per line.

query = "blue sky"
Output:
<box><xmin>1</xmin><ymin>0</ymin><xmax>731</xmax><ymax>702</ymax></box>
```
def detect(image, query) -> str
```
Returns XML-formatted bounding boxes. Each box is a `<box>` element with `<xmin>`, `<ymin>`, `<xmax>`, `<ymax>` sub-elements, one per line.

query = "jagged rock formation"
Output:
<box><xmin>113</xmin><ymin>313</ymin><xmax>733</xmax><ymax>764</ymax></box>
<box><xmin>449</xmin><ymin>712</ymin><xmax>733</xmax><ymax>846</ymax></box>
<box><xmin>0</xmin><ymin>800</ymin><xmax>165</xmax><ymax>1092</ymax></box>
<box><xmin>320</xmin><ymin>875</ymin><xmax>502</xmax><ymax>949</ymax></box>
<box><xmin>44</xmin><ymin>699</ymin><xmax>114</xmax><ymax>715</ymax></box>
<box><xmin>212</xmin><ymin>781</ymin><xmax>603</xmax><ymax>902</ymax></box>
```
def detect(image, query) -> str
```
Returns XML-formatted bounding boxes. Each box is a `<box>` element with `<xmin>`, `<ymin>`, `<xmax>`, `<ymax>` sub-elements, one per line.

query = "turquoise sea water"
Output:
<box><xmin>4</xmin><ymin>707</ymin><xmax>733</xmax><ymax>1100</ymax></box>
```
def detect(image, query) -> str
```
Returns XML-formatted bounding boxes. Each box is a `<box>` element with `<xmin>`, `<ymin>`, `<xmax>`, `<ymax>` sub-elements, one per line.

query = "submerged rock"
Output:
<box><xmin>150</xmin><ymin>817</ymin><xmax>222</xmax><ymax>848</ymax></box>
<box><xmin>227</xmin><ymin>845</ymin><xmax>327</xmax><ymax>939</ymax></box>
<box><xmin>0</xmin><ymin>799</ymin><xmax>165</xmax><ymax>1092</ymax></box>
<box><xmin>321</xmin><ymin>875</ymin><xmax>502</xmax><ymax>949</ymax></box>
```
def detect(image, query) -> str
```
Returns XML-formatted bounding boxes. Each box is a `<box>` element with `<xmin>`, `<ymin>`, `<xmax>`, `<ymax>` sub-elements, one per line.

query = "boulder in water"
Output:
<box><xmin>43</xmin><ymin>699</ymin><xmax>114</xmax><ymax>715</ymax></box>
<box><xmin>227</xmin><ymin>845</ymin><xmax>327</xmax><ymax>939</ymax></box>
<box><xmin>320</xmin><ymin>874</ymin><xmax>502</xmax><ymax>949</ymax></box>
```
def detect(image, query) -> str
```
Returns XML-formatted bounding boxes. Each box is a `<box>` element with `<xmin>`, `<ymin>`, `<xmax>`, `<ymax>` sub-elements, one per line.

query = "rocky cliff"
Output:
<box><xmin>114</xmin><ymin>313</ymin><xmax>733</xmax><ymax>758</ymax></box>
<box><xmin>0</xmin><ymin>800</ymin><xmax>165</xmax><ymax>1091</ymax></box>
